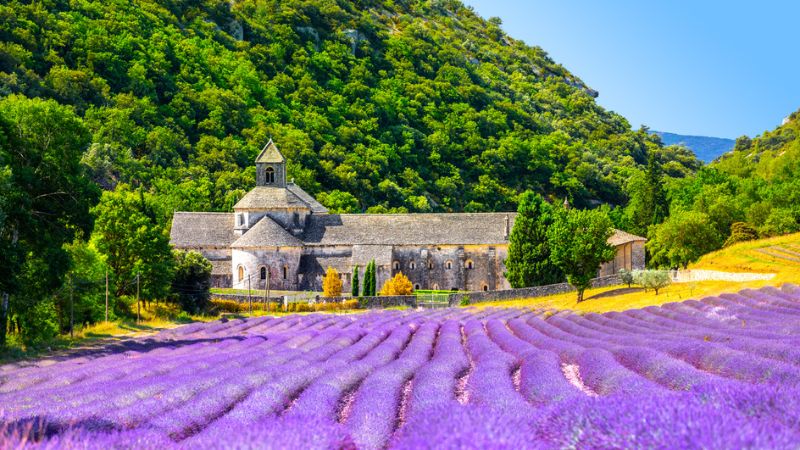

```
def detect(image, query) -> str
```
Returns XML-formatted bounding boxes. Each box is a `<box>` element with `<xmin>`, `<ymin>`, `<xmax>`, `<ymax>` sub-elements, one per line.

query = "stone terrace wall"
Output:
<box><xmin>212</xmin><ymin>293</ymin><xmax>285</xmax><ymax>304</ymax></box>
<box><xmin>449</xmin><ymin>275</ymin><xmax>622</xmax><ymax>306</ymax></box>
<box><xmin>327</xmin><ymin>295</ymin><xmax>418</xmax><ymax>309</ymax></box>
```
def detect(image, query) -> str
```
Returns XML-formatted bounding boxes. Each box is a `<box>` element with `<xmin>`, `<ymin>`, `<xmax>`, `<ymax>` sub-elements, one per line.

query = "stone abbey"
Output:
<box><xmin>170</xmin><ymin>141</ymin><xmax>646</xmax><ymax>292</ymax></box>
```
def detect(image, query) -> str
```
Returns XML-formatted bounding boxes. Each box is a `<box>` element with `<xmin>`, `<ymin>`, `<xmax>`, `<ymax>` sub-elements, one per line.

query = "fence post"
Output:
<box><xmin>105</xmin><ymin>270</ymin><xmax>109</xmax><ymax>322</ymax></box>
<box><xmin>136</xmin><ymin>273</ymin><xmax>140</xmax><ymax>324</ymax></box>
<box><xmin>248</xmin><ymin>275</ymin><xmax>252</xmax><ymax>315</ymax></box>
<box><xmin>69</xmin><ymin>277</ymin><xmax>74</xmax><ymax>339</ymax></box>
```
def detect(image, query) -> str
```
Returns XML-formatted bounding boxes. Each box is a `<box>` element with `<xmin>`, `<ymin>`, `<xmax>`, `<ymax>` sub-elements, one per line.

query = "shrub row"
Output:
<box><xmin>210</xmin><ymin>298</ymin><xmax>359</xmax><ymax>314</ymax></box>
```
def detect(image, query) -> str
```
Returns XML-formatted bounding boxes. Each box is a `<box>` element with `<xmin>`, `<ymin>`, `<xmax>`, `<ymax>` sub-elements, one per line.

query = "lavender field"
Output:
<box><xmin>5</xmin><ymin>285</ymin><xmax>800</xmax><ymax>449</ymax></box>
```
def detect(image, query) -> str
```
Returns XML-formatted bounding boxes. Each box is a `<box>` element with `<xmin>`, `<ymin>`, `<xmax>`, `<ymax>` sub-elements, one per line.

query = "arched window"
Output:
<box><xmin>237</xmin><ymin>266</ymin><xmax>245</xmax><ymax>282</ymax></box>
<box><xmin>446</xmin><ymin>260</ymin><xmax>453</xmax><ymax>270</ymax></box>
<box><xmin>465</xmin><ymin>259</ymin><xmax>474</xmax><ymax>270</ymax></box>
<box><xmin>432</xmin><ymin>284</ymin><xmax>439</xmax><ymax>290</ymax></box>
<box><xmin>282</xmin><ymin>265</ymin><xmax>288</xmax><ymax>280</ymax></box>
<box><xmin>414</xmin><ymin>284</ymin><xmax>420</xmax><ymax>290</ymax></box>
<box><xmin>260</xmin><ymin>267</ymin><xmax>267</xmax><ymax>280</ymax></box>
<box><xmin>409</xmin><ymin>260</ymin><xmax>416</xmax><ymax>270</ymax></box>
<box><xmin>265</xmin><ymin>167</ymin><xmax>275</xmax><ymax>184</ymax></box>
<box><xmin>393</xmin><ymin>261</ymin><xmax>400</xmax><ymax>270</ymax></box>
<box><xmin>482</xmin><ymin>284</ymin><xmax>489</xmax><ymax>292</ymax></box>
<box><xmin>428</xmin><ymin>261</ymin><xmax>433</xmax><ymax>270</ymax></box>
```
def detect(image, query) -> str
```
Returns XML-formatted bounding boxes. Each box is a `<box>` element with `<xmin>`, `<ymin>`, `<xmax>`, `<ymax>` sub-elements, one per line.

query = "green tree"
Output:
<box><xmin>171</xmin><ymin>250</ymin><xmax>212</xmax><ymax>314</ymax></box>
<box><xmin>92</xmin><ymin>189</ymin><xmax>175</xmax><ymax>307</ymax></box>
<box><xmin>61</xmin><ymin>241</ymin><xmax>110</xmax><ymax>329</ymax></box>
<box><xmin>647</xmin><ymin>210</ymin><xmax>722</xmax><ymax>269</ymax></box>
<box><xmin>547</xmin><ymin>208</ymin><xmax>616</xmax><ymax>302</ymax></box>
<box><xmin>641</xmin><ymin>153</ymin><xmax>669</xmax><ymax>228</ymax></box>
<box><xmin>0</xmin><ymin>95</ymin><xmax>98</xmax><ymax>346</ymax></box>
<box><xmin>351</xmin><ymin>265</ymin><xmax>360</xmax><ymax>297</ymax></box>
<box><xmin>505</xmin><ymin>191</ymin><xmax>563</xmax><ymax>288</ymax></box>
<box><xmin>632</xmin><ymin>270</ymin><xmax>671</xmax><ymax>295</ymax></box>
<box><xmin>724</xmin><ymin>222</ymin><xmax>759</xmax><ymax>247</ymax></box>
<box><xmin>363</xmin><ymin>260</ymin><xmax>377</xmax><ymax>297</ymax></box>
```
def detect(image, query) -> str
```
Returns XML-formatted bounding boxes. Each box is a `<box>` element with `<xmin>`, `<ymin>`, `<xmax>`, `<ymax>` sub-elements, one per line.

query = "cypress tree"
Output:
<box><xmin>644</xmin><ymin>153</ymin><xmax>669</xmax><ymax>226</ymax></box>
<box><xmin>505</xmin><ymin>191</ymin><xmax>564</xmax><ymax>288</ymax></box>
<box><xmin>351</xmin><ymin>265</ymin><xmax>360</xmax><ymax>297</ymax></box>
<box><xmin>363</xmin><ymin>260</ymin><xmax>376</xmax><ymax>296</ymax></box>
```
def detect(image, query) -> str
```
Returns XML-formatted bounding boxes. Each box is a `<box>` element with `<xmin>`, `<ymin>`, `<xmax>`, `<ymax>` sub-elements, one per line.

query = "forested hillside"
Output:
<box><xmin>0</xmin><ymin>0</ymin><xmax>697</xmax><ymax>216</ymax></box>
<box><xmin>646</xmin><ymin>110</ymin><xmax>800</xmax><ymax>268</ymax></box>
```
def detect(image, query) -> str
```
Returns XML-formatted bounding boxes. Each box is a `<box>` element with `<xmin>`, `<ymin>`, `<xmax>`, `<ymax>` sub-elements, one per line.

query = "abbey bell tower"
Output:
<box><xmin>256</xmin><ymin>139</ymin><xmax>287</xmax><ymax>188</ymax></box>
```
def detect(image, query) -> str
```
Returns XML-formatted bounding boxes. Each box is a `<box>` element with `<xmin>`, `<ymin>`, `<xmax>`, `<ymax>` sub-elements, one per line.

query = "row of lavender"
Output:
<box><xmin>3</xmin><ymin>285</ymin><xmax>800</xmax><ymax>448</ymax></box>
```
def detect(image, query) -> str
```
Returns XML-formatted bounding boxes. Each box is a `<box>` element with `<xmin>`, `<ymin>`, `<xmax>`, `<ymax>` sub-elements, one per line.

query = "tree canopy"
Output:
<box><xmin>505</xmin><ymin>191</ymin><xmax>563</xmax><ymax>288</ymax></box>
<box><xmin>547</xmin><ymin>207</ymin><xmax>616</xmax><ymax>302</ymax></box>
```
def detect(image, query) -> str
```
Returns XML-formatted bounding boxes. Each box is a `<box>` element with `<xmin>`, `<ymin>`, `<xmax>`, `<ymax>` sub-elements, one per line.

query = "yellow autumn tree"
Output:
<box><xmin>322</xmin><ymin>266</ymin><xmax>342</xmax><ymax>297</ymax></box>
<box><xmin>379</xmin><ymin>272</ymin><xmax>414</xmax><ymax>296</ymax></box>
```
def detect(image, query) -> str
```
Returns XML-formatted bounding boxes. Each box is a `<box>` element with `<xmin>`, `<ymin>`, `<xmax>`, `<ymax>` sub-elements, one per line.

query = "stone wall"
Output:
<box><xmin>448</xmin><ymin>275</ymin><xmax>622</xmax><ymax>306</ymax></box>
<box><xmin>212</xmin><ymin>292</ymin><xmax>417</xmax><ymax>309</ymax></box>
<box><xmin>211</xmin><ymin>293</ymin><xmax>285</xmax><ymax>304</ymax></box>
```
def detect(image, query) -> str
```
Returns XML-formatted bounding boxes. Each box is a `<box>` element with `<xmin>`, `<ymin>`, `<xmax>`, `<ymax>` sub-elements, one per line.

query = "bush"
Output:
<box><xmin>632</xmin><ymin>270</ymin><xmax>671</xmax><ymax>295</ymax></box>
<box><xmin>322</xmin><ymin>266</ymin><xmax>342</xmax><ymax>298</ymax></box>
<box><xmin>209</xmin><ymin>298</ymin><xmax>281</xmax><ymax>314</ymax></box>
<box><xmin>208</xmin><ymin>298</ymin><xmax>359</xmax><ymax>315</ymax></box>
<box><xmin>18</xmin><ymin>299</ymin><xmax>60</xmax><ymax>346</ymax></box>
<box><xmin>172</xmin><ymin>251</ymin><xmax>212</xmax><ymax>314</ymax></box>
<box><xmin>379</xmin><ymin>272</ymin><xmax>413</xmax><ymax>296</ymax></box>
<box><xmin>619</xmin><ymin>269</ymin><xmax>634</xmax><ymax>288</ymax></box>
<box><xmin>175</xmin><ymin>311</ymin><xmax>193</xmax><ymax>323</ymax></box>
<box><xmin>724</xmin><ymin>222</ymin><xmax>758</xmax><ymax>247</ymax></box>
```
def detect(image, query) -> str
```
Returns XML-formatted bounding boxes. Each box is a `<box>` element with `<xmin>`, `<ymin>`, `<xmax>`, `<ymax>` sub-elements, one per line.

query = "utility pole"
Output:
<box><xmin>69</xmin><ymin>278</ymin><xmax>74</xmax><ymax>339</ymax></box>
<box><xmin>105</xmin><ymin>270</ymin><xmax>109</xmax><ymax>322</ymax></box>
<box><xmin>248</xmin><ymin>275</ymin><xmax>252</xmax><ymax>315</ymax></box>
<box><xmin>136</xmin><ymin>273</ymin><xmax>140</xmax><ymax>324</ymax></box>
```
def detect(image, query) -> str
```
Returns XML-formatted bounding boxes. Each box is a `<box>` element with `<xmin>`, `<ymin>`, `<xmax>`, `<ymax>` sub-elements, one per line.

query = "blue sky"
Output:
<box><xmin>466</xmin><ymin>1</ymin><xmax>800</xmax><ymax>139</ymax></box>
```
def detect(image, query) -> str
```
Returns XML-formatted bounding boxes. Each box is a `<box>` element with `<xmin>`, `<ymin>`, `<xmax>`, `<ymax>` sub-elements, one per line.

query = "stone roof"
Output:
<box><xmin>286</xmin><ymin>183</ymin><xmax>329</xmax><ymax>213</ymax></box>
<box><xmin>608</xmin><ymin>229</ymin><xmax>648</xmax><ymax>246</ymax></box>
<box><xmin>170</xmin><ymin>212</ymin><xmax>236</xmax><ymax>248</ymax></box>
<box><xmin>233</xmin><ymin>183</ymin><xmax>325</xmax><ymax>211</ymax></box>
<box><xmin>170</xmin><ymin>209</ymin><xmax>645</xmax><ymax>250</ymax></box>
<box><xmin>255</xmin><ymin>139</ymin><xmax>285</xmax><ymax>163</ymax></box>
<box><xmin>301</xmin><ymin>213</ymin><xmax>515</xmax><ymax>246</ymax></box>
<box><xmin>231</xmin><ymin>216</ymin><xmax>304</xmax><ymax>248</ymax></box>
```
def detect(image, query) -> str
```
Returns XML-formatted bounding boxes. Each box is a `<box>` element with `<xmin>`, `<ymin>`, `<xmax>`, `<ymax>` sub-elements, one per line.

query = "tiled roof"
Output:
<box><xmin>170</xmin><ymin>212</ymin><xmax>236</xmax><ymax>248</ymax></box>
<box><xmin>608</xmin><ymin>229</ymin><xmax>648</xmax><ymax>246</ymax></box>
<box><xmin>255</xmin><ymin>139</ymin><xmax>285</xmax><ymax>163</ymax></box>
<box><xmin>170</xmin><ymin>209</ymin><xmax>645</xmax><ymax>250</ymax></box>
<box><xmin>286</xmin><ymin>183</ymin><xmax>328</xmax><ymax>213</ymax></box>
<box><xmin>301</xmin><ymin>213</ymin><xmax>515</xmax><ymax>246</ymax></box>
<box><xmin>233</xmin><ymin>183</ymin><xmax>328</xmax><ymax>212</ymax></box>
<box><xmin>231</xmin><ymin>216</ymin><xmax>304</xmax><ymax>248</ymax></box>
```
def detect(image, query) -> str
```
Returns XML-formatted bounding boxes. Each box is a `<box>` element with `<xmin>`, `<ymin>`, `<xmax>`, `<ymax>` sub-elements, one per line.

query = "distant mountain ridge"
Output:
<box><xmin>652</xmin><ymin>131</ymin><xmax>735</xmax><ymax>163</ymax></box>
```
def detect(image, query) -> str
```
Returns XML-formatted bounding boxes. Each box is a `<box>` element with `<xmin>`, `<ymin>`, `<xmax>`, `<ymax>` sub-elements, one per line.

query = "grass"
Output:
<box><xmin>0</xmin><ymin>303</ymin><xmax>216</xmax><ymax>364</ymax></box>
<box><xmin>473</xmin><ymin>233</ymin><xmax>800</xmax><ymax>314</ymax></box>
<box><xmin>689</xmin><ymin>231</ymin><xmax>800</xmax><ymax>284</ymax></box>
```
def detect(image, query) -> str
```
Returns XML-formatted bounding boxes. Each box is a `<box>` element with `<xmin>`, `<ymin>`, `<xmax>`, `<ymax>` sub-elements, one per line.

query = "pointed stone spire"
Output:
<box><xmin>255</xmin><ymin>139</ymin><xmax>287</xmax><ymax>187</ymax></box>
<box><xmin>563</xmin><ymin>197</ymin><xmax>570</xmax><ymax>210</ymax></box>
